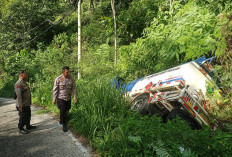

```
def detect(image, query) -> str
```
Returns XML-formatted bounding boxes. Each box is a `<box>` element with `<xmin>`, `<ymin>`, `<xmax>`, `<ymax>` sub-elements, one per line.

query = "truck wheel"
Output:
<box><xmin>166</xmin><ymin>109</ymin><xmax>201</xmax><ymax>130</ymax></box>
<box><xmin>131</xmin><ymin>94</ymin><xmax>149</xmax><ymax>115</ymax></box>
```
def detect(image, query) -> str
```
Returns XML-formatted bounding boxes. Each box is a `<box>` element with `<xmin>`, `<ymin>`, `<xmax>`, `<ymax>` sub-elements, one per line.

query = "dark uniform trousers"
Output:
<box><xmin>17</xmin><ymin>106</ymin><xmax>31</xmax><ymax>129</ymax></box>
<box><xmin>57</xmin><ymin>99</ymin><xmax>71</xmax><ymax>125</ymax></box>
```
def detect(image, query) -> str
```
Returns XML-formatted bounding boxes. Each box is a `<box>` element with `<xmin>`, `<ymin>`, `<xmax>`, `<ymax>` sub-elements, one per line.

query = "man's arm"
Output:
<box><xmin>15</xmin><ymin>84</ymin><xmax>23</xmax><ymax>111</ymax></box>
<box><xmin>53</xmin><ymin>78</ymin><xmax>59</xmax><ymax>104</ymax></box>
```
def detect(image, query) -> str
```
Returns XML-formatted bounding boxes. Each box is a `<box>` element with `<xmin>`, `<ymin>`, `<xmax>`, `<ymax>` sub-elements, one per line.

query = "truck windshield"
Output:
<box><xmin>194</xmin><ymin>56</ymin><xmax>215</xmax><ymax>77</ymax></box>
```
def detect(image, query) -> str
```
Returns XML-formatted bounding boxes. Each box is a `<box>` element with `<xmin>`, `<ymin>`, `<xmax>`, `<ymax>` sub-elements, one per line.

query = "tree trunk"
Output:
<box><xmin>169</xmin><ymin>0</ymin><xmax>173</xmax><ymax>11</ymax></box>
<box><xmin>111</xmin><ymin>0</ymin><xmax>117</xmax><ymax>68</ymax></box>
<box><xmin>78</xmin><ymin>0</ymin><xmax>82</xmax><ymax>79</ymax></box>
<box><xmin>90</xmin><ymin>0</ymin><xmax>94</xmax><ymax>11</ymax></box>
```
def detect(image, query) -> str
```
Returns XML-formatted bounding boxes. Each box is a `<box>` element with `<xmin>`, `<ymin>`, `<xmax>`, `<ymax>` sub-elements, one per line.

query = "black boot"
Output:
<box><xmin>19</xmin><ymin>128</ymin><xmax>29</xmax><ymax>134</ymax></box>
<box><xmin>26</xmin><ymin>125</ymin><xmax>37</xmax><ymax>130</ymax></box>
<box><xmin>63</xmin><ymin>124</ymin><xmax>68</xmax><ymax>132</ymax></box>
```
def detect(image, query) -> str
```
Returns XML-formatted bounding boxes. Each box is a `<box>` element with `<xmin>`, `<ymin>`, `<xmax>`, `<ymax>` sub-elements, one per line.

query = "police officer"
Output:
<box><xmin>53</xmin><ymin>66</ymin><xmax>77</xmax><ymax>132</ymax></box>
<box><xmin>15</xmin><ymin>70</ymin><xmax>36</xmax><ymax>134</ymax></box>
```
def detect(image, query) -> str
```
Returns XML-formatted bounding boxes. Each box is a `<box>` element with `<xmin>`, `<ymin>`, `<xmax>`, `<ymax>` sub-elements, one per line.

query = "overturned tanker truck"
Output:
<box><xmin>118</xmin><ymin>56</ymin><xmax>218</xmax><ymax>129</ymax></box>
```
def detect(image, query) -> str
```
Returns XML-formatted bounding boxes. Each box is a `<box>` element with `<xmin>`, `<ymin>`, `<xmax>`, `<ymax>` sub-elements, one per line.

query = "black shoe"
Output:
<box><xmin>63</xmin><ymin>125</ymin><xmax>68</xmax><ymax>132</ymax></box>
<box><xmin>26</xmin><ymin>125</ymin><xmax>37</xmax><ymax>130</ymax></box>
<box><xmin>19</xmin><ymin>128</ymin><xmax>29</xmax><ymax>134</ymax></box>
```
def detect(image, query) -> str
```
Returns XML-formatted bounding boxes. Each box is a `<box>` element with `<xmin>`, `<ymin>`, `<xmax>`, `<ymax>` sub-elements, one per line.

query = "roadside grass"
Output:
<box><xmin>32</xmin><ymin>80</ymin><xmax>60</xmax><ymax>115</ymax></box>
<box><xmin>33</xmin><ymin>103</ymin><xmax>60</xmax><ymax>115</ymax></box>
<box><xmin>35</xmin><ymin>106</ymin><xmax>59</xmax><ymax>114</ymax></box>
<box><xmin>36</xmin><ymin>109</ymin><xmax>51</xmax><ymax>114</ymax></box>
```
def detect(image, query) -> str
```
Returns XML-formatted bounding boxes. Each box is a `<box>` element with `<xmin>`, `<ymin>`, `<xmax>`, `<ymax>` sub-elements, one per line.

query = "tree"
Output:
<box><xmin>0</xmin><ymin>0</ymin><xmax>64</xmax><ymax>51</ymax></box>
<box><xmin>111</xmin><ymin>0</ymin><xmax>117</xmax><ymax>68</ymax></box>
<box><xmin>78</xmin><ymin>0</ymin><xmax>82</xmax><ymax>79</ymax></box>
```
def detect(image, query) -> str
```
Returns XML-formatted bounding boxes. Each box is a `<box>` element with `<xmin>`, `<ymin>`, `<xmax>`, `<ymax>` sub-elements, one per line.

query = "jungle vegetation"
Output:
<box><xmin>1</xmin><ymin>0</ymin><xmax>232</xmax><ymax>156</ymax></box>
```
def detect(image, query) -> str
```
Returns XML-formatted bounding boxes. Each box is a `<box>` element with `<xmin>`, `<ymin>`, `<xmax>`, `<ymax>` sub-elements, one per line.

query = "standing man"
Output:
<box><xmin>15</xmin><ymin>70</ymin><xmax>36</xmax><ymax>134</ymax></box>
<box><xmin>53</xmin><ymin>66</ymin><xmax>77</xmax><ymax>132</ymax></box>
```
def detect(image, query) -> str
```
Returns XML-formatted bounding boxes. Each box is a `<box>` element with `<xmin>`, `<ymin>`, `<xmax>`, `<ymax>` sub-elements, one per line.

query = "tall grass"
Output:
<box><xmin>69</xmin><ymin>79</ymin><xmax>129</xmax><ymax>148</ymax></box>
<box><xmin>32</xmin><ymin>79</ymin><xmax>59</xmax><ymax>114</ymax></box>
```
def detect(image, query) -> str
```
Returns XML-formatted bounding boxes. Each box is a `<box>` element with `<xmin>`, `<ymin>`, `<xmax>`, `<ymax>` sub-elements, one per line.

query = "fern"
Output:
<box><xmin>181</xmin><ymin>148</ymin><xmax>198</xmax><ymax>157</ymax></box>
<box><xmin>148</xmin><ymin>140</ymin><xmax>171</xmax><ymax>157</ymax></box>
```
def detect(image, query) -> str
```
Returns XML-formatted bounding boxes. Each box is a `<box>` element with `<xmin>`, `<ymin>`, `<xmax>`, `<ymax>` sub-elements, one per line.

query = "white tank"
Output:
<box><xmin>126</xmin><ymin>57</ymin><xmax>215</xmax><ymax>99</ymax></box>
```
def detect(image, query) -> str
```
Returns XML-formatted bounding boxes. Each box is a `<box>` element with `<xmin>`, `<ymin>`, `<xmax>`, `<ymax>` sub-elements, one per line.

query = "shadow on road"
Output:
<box><xmin>0</xmin><ymin>98</ymin><xmax>16</xmax><ymax>107</ymax></box>
<box><xmin>0</xmin><ymin>122</ymin><xmax>67</xmax><ymax>157</ymax></box>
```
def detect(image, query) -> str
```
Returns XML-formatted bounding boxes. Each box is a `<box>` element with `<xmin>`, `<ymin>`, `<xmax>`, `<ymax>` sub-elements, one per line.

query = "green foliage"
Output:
<box><xmin>205</xmin><ymin>13</ymin><xmax>232</xmax><ymax>125</ymax></box>
<box><xmin>1</xmin><ymin>0</ymin><xmax>232</xmax><ymax>156</ymax></box>
<box><xmin>206</xmin><ymin>85</ymin><xmax>232</xmax><ymax>124</ymax></box>
<box><xmin>80</xmin><ymin>44</ymin><xmax>115</xmax><ymax>80</ymax></box>
<box><xmin>117</xmin><ymin>0</ymin><xmax>162</xmax><ymax>44</ymax></box>
<box><xmin>0</xmin><ymin>76</ymin><xmax>15</xmax><ymax>97</ymax></box>
<box><xmin>117</xmin><ymin>2</ymin><xmax>226</xmax><ymax>80</ymax></box>
<box><xmin>195</xmin><ymin>0</ymin><xmax>232</xmax><ymax>14</ymax></box>
<box><xmin>150</xmin><ymin>140</ymin><xmax>171</xmax><ymax>157</ymax></box>
<box><xmin>0</xmin><ymin>0</ymin><xmax>65</xmax><ymax>50</ymax></box>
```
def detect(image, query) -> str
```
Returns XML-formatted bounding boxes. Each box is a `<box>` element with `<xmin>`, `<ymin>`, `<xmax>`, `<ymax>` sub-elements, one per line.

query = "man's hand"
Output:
<box><xmin>74</xmin><ymin>98</ymin><xmax>77</xmax><ymax>104</ymax></box>
<box><xmin>18</xmin><ymin>106</ymin><xmax>22</xmax><ymax>111</ymax></box>
<box><xmin>53</xmin><ymin>100</ymin><xmax>56</xmax><ymax>105</ymax></box>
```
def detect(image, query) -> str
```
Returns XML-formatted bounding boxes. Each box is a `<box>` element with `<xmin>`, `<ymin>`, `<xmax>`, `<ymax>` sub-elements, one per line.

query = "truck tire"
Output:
<box><xmin>131</xmin><ymin>94</ymin><xmax>149</xmax><ymax>116</ymax></box>
<box><xmin>166</xmin><ymin>109</ymin><xmax>201</xmax><ymax>129</ymax></box>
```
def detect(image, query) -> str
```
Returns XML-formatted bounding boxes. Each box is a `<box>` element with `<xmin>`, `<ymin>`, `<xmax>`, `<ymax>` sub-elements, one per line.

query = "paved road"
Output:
<box><xmin>0</xmin><ymin>98</ymin><xmax>91</xmax><ymax>157</ymax></box>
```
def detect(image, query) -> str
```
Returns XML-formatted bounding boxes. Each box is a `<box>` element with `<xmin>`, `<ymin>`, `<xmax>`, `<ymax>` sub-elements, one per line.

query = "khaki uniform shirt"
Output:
<box><xmin>14</xmin><ymin>79</ymin><xmax>31</xmax><ymax>107</ymax></box>
<box><xmin>53</xmin><ymin>75</ymin><xmax>77</xmax><ymax>101</ymax></box>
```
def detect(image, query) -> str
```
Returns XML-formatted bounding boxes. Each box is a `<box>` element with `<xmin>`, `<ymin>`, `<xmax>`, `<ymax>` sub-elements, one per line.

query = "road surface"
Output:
<box><xmin>0</xmin><ymin>98</ymin><xmax>92</xmax><ymax>157</ymax></box>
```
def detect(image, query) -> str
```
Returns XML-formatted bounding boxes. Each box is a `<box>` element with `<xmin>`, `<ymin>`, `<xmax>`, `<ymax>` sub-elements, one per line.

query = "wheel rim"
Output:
<box><xmin>131</xmin><ymin>99</ymin><xmax>144</xmax><ymax>111</ymax></box>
